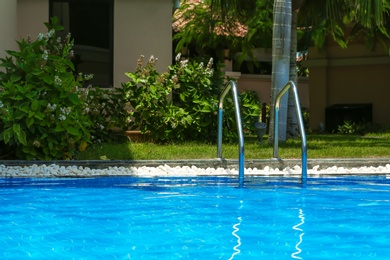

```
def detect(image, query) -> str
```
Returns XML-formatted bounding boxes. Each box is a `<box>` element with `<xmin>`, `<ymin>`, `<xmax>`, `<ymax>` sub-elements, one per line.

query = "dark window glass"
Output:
<box><xmin>50</xmin><ymin>0</ymin><xmax>113</xmax><ymax>87</ymax></box>
<box><xmin>233</xmin><ymin>61</ymin><xmax>272</xmax><ymax>75</ymax></box>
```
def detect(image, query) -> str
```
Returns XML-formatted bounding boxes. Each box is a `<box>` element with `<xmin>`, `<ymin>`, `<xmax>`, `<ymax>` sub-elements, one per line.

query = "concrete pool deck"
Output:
<box><xmin>0</xmin><ymin>159</ymin><xmax>389</xmax><ymax>177</ymax></box>
<box><xmin>0</xmin><ymin>158</ymin><xmax>389</xmax><ymax>169</ymax></box>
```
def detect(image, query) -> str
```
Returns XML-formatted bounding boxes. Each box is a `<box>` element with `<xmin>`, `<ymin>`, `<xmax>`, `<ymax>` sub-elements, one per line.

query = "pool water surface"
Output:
<box><xmin>1</xmin><ymin>176</ymin><xmax>390</xmax><ymax>259</ymax></box>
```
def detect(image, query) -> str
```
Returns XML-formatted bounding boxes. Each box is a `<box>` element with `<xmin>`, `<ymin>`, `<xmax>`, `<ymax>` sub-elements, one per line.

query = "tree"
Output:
<box><xmin>200</xmin><ymin>0</ymin><xmax>390</xmax><ymax>140</ymax></box>
<box><xmin>268</xmin><ymin>0</ymin><xmax>291</xmax><ymax>142</ymax></box>
<box><xmin>173</xmin><ymin>0</ymin><xmax>273</xmax><ymax>66</ymax></box>
<box><xmin>289</xmin><ymin>0</ymin><xmax>390</xmax><ymax>137</ymax></box>
<box><xmin>298</xmin><ymin>0</ymin><xmax>390</xmax><ymax>50</ymax></box>
<box><xmin>286</xmin><ymin>0</ymin><xmax>301</xmax><ymax>138</ymax></box>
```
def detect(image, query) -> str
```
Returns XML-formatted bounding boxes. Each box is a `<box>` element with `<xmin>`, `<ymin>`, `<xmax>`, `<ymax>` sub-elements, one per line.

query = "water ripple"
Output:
<box><xmin>229</xmin><ymin>216</ymin><xmax>242</xmax><ymax>260</ymax></box>
<box><xmin>292</xmin><ymin>209</ymin><xmax>305</xmax><ymax>259</ymax></box>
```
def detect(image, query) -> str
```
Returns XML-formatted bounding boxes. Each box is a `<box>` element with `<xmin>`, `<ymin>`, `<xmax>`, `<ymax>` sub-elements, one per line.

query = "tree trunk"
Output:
<box><xmin>287</xmin><ymin>4</ymin><xmax>299</xmax><ymax>138</ymax></box>
<box><xmin>268</xmin><ymin>0</ymin><xmax>292</xmax><ymax>143</ymax></box>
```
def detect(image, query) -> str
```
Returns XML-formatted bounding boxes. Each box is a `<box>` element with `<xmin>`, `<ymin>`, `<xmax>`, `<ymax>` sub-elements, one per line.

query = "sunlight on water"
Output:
<box><xmin>229</xmin><ymin>200</ymin><xmax>243</xmax><ymax>260</ymax></box>
<box><xmin>229</xmin><ymin>216</ymin><xmax>242</xmax><ymax>260</ymax></box>
<box><xmin>292</xmin><ymin>209</ymin><xmax>305</xmax><ymax>259</ymax></box>
<box><xmin>2</xmin><ymin>176</ymin><xmax>390</xmax><ymax>259</ymax></box>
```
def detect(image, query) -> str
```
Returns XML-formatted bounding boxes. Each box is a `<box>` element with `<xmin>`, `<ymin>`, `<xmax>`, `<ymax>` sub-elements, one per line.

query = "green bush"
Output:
<box><xmin>122</xmin><ymin>54</ymin><xmax>261</xmax><ymax>143</ymax></box>
<box><xmin>0</xmin><ymin>16</ymin><xmax>262</xmax><ymax>158</ymax></box>
<box><xmin>239</xmin><ymin>90</ymin><xmax>262</xmax><ymax>133</ymax></box>
<box><xmin>169</xmin><ymin>55</ymin><xmax>224</xmax><ymax>141</ymax></box>
<box><xmin>122</xmin><ymin>55</ymin><xmax>191</xmax><ymax>142</ymax></box>
<box><xmin>80</xmin><ymin>85</ymin><xmax>131</xmax><ymax>144</ymax></box>
<box><xmin>337</xmin><ymin>120</ymin><xmax>375</xmax><ymax>135</ymax></box>
<box><xmin>0</xmin><ymin>17</ymin><xmax>91</xmax><ymax>159</ymax></box>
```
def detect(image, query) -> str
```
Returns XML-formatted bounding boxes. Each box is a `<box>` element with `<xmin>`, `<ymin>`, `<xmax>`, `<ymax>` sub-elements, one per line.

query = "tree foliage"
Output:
<box><xmin>173</xmin><ymin>0</ymin><xmax>273</xmax><ymax>65</ymax></box>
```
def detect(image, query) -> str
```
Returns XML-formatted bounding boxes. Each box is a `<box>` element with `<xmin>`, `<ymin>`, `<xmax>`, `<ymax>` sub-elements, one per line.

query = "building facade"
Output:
<box><xmin>0</xmin><ymin>0</ymin><xmax>172</xmax><ymax>87</ymax></box>
<box><xmin>304</xmin><ymin>41</ymin><xmax>390</xmax><ymax>131</ymax></box>
<box><xmin>3</xmin><ymin>1</ymin><xmax>387</xmax><ymax>132</ymax></box>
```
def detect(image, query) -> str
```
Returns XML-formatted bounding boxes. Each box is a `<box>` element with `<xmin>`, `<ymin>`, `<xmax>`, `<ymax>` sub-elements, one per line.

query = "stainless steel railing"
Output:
<box><xmin>273</xmin><ymin>81</ymin><xmax>307</xmax><ymax>182</ymax></box>
<box><xmin>217</xmin><ymin>80</ymin><xmax>245</xmax><ymax>187</ymax></box>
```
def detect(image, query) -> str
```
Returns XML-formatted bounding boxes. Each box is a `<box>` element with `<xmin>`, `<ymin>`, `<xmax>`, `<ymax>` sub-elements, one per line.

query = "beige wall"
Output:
<box><xmin>237</xmin><ymin>74</ymin><xmax>309</xmax><ymax>108</ymax></box>
<box><xmin>114</xmin><ymin>0</ymin><xmax>172</xmax><ymax>87</ymax></box>
<box><xmin>17</xmin><ymin>0</ymin><xmax>48</xmax><ymax>39</ymax></box>
<box><xmin>2</xmin><ymin>0</ymin><xmax>172</xmax><ymax>88</ymax></box>
<box><xmin>0</xmin><ymin>0</ymin><xmax>18</xmax><ymax>57</ymax></box>
<box><xmin>304</xmin><ymin>43</ymin><xmax>390</xmax><ymax>130</ymax></box>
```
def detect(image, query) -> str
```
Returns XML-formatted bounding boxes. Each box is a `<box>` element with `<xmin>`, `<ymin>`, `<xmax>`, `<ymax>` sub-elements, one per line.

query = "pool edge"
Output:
<box><xmin>0</xmin><ymin>158</ymin><xmax>389</xmax><ymax>170</ymax></box>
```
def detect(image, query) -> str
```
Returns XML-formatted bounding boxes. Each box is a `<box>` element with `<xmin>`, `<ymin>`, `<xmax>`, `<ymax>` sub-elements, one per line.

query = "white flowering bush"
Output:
<box><xmin>123</xmin><ymin>54</ymin><xmax>261</xmax><ymax>143</ymax></box>
<box><xmin>168</xmin><ymin>54</ymin><xmax>225</xmax><ymax>141</ymax></box>
<box><xmin>80</xmin><ymin>85</ymin><xmax>131</xmax><ymax>144</ymax></box>
<box><xmin>122</xmin><ymin>55</ymin><xmax>190</xmax><ymax>142</ymax></box>
<box><xmin>0</xmin><ymin>17</ymin><xmax>91</xmax><ymax>159</ymax></box>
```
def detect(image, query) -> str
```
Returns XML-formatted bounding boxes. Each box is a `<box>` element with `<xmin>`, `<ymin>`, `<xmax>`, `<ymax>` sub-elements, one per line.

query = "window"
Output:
<box><xmin>50</xmin><ymin>0</ymin><xmax>113</xmax><ymax>87</ymax></box>
<box><xmin>233</xmin><ymin>61</ymin><xmax>272</xmax><ymax>75</ymax></box>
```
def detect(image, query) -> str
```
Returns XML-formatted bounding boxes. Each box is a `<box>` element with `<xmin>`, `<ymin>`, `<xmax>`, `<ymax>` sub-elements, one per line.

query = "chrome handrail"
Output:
<box><xmin>217</xmin><ymin>80</ymin><xmax>245</xmax><ymax>187</ymax></box>
<box><xmin>273</xmin><ymin>81</ymin><xmax>307</xmax><ymax>182</ymax></box>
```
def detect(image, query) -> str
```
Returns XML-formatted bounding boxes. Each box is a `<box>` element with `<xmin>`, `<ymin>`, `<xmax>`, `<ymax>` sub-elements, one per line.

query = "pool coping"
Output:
<box><xmin>1</xmin><ymin>158</ymin><xmax>389</xmax><ymax>170</ymax></box>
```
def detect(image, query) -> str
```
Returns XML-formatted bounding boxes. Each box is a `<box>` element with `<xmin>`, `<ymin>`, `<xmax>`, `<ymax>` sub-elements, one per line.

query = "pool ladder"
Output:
<box><xmin>217</xmin><ymin>80</ymin><xmax>308</xmax><ymax>186</ymax></box>
<box><xmin>273</xmin><ymin>81</ymin><xmax>307</xmax><ymax>182</ymax></box>
<box><xmin>217</xmin><ymin>81</ymin><xmax>245</xmax><ymax>187</ymax></box>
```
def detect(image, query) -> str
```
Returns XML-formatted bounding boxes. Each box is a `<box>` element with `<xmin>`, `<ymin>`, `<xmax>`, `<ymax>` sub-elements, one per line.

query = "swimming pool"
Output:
<box><xmin>1</xmin><ymin>176</ymin><xmax>390</xmax><ymax>259</ymax></box>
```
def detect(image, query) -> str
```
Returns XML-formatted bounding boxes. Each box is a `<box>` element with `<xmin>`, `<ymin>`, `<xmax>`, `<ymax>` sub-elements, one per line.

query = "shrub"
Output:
<box><xmin>239</xmin><ymin>90</ymin><xmax>262</xmax><ymax>133</ymax></box>
<box><xmin>337</xmin><ymin>120</ymin><xmax>377</xmax><ymax>135</ymax></box>
<box><xmin>80</xmin><ymin>85</ymin><xmax>131</xmax><ymax>144</ymax></box>
<box><xmin>0</xmin><ymin>17</ymin><xmax>91</xmax><ymax>159</ymax></box>
<box><xmin>122</xmin><ymin>55</ymin><xmax>191</xmax><ymax>142</ymax></box>
<box><xmin>169</xmin><ymin>54</ymin><xmax>224</xmax><ymax>141</ymax></box>
<box><xmin>122</xmin><ymin>54</ymin><xmax>261</xmax><ymax>143</ymax></box>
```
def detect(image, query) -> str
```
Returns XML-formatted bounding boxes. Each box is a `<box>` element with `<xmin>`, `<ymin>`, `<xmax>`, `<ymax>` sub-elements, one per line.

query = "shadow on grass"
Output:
<box><xmin>3</xmin><ymin>133</ymin><xmax>389</xmax><ymax>160</ymax></box>
<box><xmin>75</xmin><ymin>134</ymin><xmax>136</xmax><ymax>160</ymax></box>
<box><xmin>307</xmin><ymin>134</ymin><xmax>390</xmax><ymax>150</ymax></box>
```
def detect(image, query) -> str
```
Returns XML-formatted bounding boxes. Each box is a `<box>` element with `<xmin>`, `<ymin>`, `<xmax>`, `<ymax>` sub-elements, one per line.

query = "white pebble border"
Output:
<box><xmin>1</xmin><ymin>164</ymin><xmax>390</xmax><ymax>178</ymax></box>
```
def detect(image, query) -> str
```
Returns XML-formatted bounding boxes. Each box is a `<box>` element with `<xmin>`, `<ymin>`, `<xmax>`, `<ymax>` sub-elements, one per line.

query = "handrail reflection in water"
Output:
<box><xmin>291</xmin><ymin>208</ymin><xmax>305</xmax><ymax>259</ymax></box>
<box><xmin>229</xmin><ymin>216</ymin><xmax>242</xmax><ymax>260</ymax></box>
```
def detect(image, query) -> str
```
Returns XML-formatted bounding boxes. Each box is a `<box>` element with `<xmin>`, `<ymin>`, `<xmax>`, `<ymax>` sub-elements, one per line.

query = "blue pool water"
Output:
<box><xmin>1</xmin><ymin>176</ymin><xmax>390</xmax><ymax>259</ymax></box>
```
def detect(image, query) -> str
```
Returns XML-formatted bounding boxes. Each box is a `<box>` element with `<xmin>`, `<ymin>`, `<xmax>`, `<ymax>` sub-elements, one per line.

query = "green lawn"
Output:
<box><xmin>75</xmin><ymin>133</ymin><xmax>390</xmax><ymax>160</ymax></box>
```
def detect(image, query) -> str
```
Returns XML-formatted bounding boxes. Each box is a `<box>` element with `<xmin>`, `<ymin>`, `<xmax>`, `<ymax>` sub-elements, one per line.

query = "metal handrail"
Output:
<box><xmin>273</xmin><ymin>81</ymin><xmax>307</xmax><ymax>182</ymax></box>
<box><xmin>217</xmin><ymin>80</ymin><xmax>245</xmax><ymax>187</ymax></box>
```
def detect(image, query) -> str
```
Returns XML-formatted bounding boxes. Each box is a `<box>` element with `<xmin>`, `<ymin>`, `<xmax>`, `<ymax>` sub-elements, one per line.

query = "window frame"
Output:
<box><xmin>49</xmin><ymin>0</ymin><xmax>114</xmax><ymax>87</ymax></box>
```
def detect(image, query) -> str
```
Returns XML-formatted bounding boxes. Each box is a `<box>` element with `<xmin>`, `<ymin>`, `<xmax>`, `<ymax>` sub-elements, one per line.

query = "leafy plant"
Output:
<box><xmin>0</xmin><ymin>17</ymin><xmax>91</xmax><ymax>159</ymax></box>
<box><xmin>173</xmin><ymin>0</ymin><xmax>273</xmax><ymax>67</ymax></box>
<box><xmin>337</xmin><ymin>120</ymin><xmax>372</xmax><ymax>135</ymax></box>
<box><xmin>169</xmin><ymin>55</ymin><xmax>225</xmax><ymax>141</ymax></box>
<box><xmin>122</xmin><ymin>55</ymin><xmax>192</xmax><ymax>143</ymax></box>
<box><xmin>80</xmin><ymin>85</ymin><xmax>131</xmax><ymax>144</ymax></box>
<box><xmin>122</xmin><ymin>54</ymin><xmax>261</xmax><ymax>143</ymax></box>
<box><xmin>239</xmin><ymin>90</ymin><xmax>261</xmax><ymax>133</ymax></box>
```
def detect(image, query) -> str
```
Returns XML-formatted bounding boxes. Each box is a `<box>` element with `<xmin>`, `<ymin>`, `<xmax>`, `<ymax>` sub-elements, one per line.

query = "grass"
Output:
<box><xmin>75</xmin><ymin>132</ymin><xmax>390</xmax><ymax>160</ymax></box>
